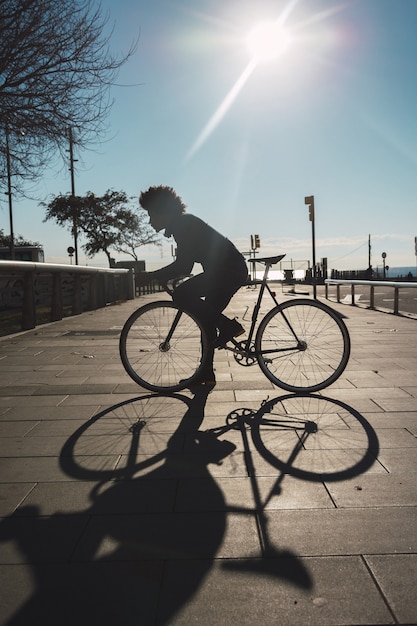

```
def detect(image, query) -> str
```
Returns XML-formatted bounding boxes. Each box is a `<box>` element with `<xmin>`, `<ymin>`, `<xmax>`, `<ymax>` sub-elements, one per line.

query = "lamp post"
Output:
<box><xmin>304</xmin><ymin>195</ymin><xmax>316</xmax><ymax>299</ymax></box>
<box><xmin>68</xmin><ymin>127</ymin><xmax>79</xmax><ymax>264</ymax></box>
<box><xmin>249</xmin><ymin>234</ymin><xmax>260</xmax><ymax>280</ymax></box>
<box><xmin>5</xmin><ymin>125</ymin><xmax>15</xmax><ymax>260</ymax></box>
<box><xmin>382</xmin><ymin>252</ymin><xmax>387</xmax><ymax>279</ymax></box>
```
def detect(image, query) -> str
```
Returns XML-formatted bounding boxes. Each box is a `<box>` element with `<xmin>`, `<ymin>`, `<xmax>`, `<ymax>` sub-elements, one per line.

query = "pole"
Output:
<box><xmin>5</xmin><ymin>126</ymin><xmax>15</xmax><ymax>260</ymax></box>
<box><xmin>415</xmin><ymin>237</ymin><xmax>417</xmax><ymax>278</ymax></box>
<box><xmin>68</xmin><ymin>127</ymin><xmax>79</xmax><ymax>264</ymax></box>
<box><xmin>311</xmin><ymin>210</ymin><xmax>316</xmax><ymax>299</ymax></box>
<box><xmin>304</xmin><ymin>196</ymin><xmax>316</xmax><ymax>299</ymax></box>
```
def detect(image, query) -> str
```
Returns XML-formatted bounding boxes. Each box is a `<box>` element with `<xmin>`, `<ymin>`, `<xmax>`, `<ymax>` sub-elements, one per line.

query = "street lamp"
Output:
<box><xmin>304</xmin><ymin>195</ymin><xmax>316</xmax><ymax>299</ymax></box>
<box><xmin>4</xmin><ymin>125</ymin><xmax>25</xmax><ymax>261</ymax></box>
<box><xmin>4</xmin><ymin>125</ymin><xmax>14</xmax><ymax>260</ymax></box>
<box><xmin>382</xmin><ymin>252</ymin><xmax>387</xmax><ymax>279</ymax></box>
<box><xmin>4</xmin><ymin>124</ymin><xmax>25</xmax><ymax>261</ymax></box>
<box><xmin>68</xmin><ymin>127</ymin><xmax>79</xmax><ymax>264</ymax></box>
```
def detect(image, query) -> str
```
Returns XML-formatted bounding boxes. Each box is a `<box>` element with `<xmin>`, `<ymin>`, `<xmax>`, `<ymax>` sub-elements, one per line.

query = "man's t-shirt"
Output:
<box><xmin>153</xmin><ymin>213</ymin><xmax>245</xmax><ymax>283</ymax></box>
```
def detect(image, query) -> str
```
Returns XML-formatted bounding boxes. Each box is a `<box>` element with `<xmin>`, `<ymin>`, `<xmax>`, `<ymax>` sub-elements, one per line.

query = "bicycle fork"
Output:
<box><xmin>159</xmin><ymin>309</ymin><xmax>183</xmax><ymax>351</ymax></box>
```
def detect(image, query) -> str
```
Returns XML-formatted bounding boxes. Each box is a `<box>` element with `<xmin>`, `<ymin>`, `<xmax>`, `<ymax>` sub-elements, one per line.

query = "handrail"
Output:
<box><xmin>0</xmin><ymin>260</ymin><xmax>129</xmax><ymax>274</ymax></box>
<box><xmin>325</xmin><ymin>278</ymin><xmax>417</xmax><ymax>316</ymax></box>
<box><xmin>326</xmin><ymin>278</ymin><xmax>416</xmax><ymax>289</ymax></box>
<box><xmin>0</xmin><ymin>260</ymin><xmax>135</xmax><ymax>334</ymax></box>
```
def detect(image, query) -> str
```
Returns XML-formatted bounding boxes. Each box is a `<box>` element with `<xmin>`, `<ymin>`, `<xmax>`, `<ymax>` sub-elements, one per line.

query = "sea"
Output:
<box><xmin>257</xmin><ymin>266</ymin><xmax>417</xmax><ymax>281</ymax></box>
<box><xmin>385</xmin><ymin>266</ymin><xmax>417</xmax><ymax>279</ymax></box>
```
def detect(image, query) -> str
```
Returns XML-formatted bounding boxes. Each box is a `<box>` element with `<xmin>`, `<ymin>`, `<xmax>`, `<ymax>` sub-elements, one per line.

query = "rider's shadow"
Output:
<box><xmin>0</xmin><ymin>388</ymin><xmax>314</xmax><ymax>625</ymax></box>
<box><xmin>79</xmin><ymin>388</ymin><xmax>233</xmax><ymax>558</ymax></box>
<box><xmin>0</xmin><ymin>388</ymin><xmax>228</xmax><ymax>624</ymax></box>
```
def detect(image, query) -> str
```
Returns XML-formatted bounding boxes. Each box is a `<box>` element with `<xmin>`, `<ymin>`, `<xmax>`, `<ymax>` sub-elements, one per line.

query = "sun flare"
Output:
<box><xmin>246</xmin><ymin>19</ymin><xmax>293</xmax><ymax>63</ymax></box>
<box><xmin>185</xmin><ymin>0</ymin><xmax>346</xmax><ymax>161</ymax></box>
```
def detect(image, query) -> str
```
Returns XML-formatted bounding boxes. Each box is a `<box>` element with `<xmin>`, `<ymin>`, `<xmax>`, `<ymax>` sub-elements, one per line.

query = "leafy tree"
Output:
<box><xmin>43</xmin><ymin>190</ymin><xmax>160</xmax><ymax>266</ymax></box>
<box><xmin>0</xmin><ymin>229</ymin><xmax>40</xmax><ymax>247</ymax></box>
<box><xmin>0</xmin><ymin>0</ymin><xmax>136</xmax><ymax>190</ymax></box>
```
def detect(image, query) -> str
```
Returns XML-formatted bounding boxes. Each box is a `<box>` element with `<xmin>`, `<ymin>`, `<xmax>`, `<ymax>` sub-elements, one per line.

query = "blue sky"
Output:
<box><xmin>4</xmin><ymin>0</ymin><xmax>417</xmax><ymax>273</ymax></box>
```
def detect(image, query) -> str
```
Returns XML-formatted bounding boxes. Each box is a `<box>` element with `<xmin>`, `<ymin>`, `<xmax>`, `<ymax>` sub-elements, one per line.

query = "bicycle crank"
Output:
<box><xmin>233</xmin><ymin>341</ymin><xmax>257</xmax><ymax>367</ymax></box>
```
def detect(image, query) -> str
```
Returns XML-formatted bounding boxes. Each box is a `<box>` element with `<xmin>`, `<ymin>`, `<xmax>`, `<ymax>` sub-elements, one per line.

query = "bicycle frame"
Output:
<box><xmin>161</xmin><ymin>258</ymin><xmax>301</xmax><ymax>356</ymax></box>
<box><xmin>227</xmin><ymin>260</ymin><xmax>304</xmax><ymax>355</ymax></box>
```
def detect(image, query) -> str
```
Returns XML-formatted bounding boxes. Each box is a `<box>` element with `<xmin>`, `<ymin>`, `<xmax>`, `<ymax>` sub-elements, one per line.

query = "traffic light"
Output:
<box><xmin>251</xmin><ymin>234</ymin><xmax>260</xmax><ymax>249</ymax></box>
<box><xmin>304</xmin><ymin>195</ymin><xmax>314</xmax><ymax>221</ymax></box>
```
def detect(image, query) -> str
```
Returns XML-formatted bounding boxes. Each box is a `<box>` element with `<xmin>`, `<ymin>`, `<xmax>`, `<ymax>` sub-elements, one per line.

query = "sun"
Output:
<box><xmin>246</xmin><ymin>19</ymin><xmax>293</xmax><ymax>63</ymax></box>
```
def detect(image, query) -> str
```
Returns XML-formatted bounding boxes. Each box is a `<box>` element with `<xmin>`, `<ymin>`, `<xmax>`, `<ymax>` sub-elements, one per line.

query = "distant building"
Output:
<box><xmin>0</xmin><ymin>246</ymin><xmax>45</xmax><ymax>262</ymax></box>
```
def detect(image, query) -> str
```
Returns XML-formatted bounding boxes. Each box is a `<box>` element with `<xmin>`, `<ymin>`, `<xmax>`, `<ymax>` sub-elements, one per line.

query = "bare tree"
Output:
<box><xmin>0</xmin><ymin>0</ymin><xmax>136</xmax><ymax>190</ymax></box>
<box><xmin>43</xmin><ymin>190</ymin><xmax>161</xmax><ymax>266</ymax></box>
<box><xmin>114</xmin><ymin>210</ymin><xmax>163</xmax><ymax>261</ymax></box>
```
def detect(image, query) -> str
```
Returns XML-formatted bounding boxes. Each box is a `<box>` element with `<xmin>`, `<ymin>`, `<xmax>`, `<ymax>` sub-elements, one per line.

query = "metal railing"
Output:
<box><xmin>0</xmin><ymin>260</ymin><xmax>135</xmax><ymax>334</ymax></box>
<box><xmin>325</xmin><ymin>279</ymin><xmax>417</xmax><ymax>316</ymax></box>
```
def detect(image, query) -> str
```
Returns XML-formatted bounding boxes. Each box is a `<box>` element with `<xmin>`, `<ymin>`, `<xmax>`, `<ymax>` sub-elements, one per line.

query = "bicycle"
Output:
<box><xmin>119</xmin><ymin>254</ymin><xmax>351</xmax><ymax>394</ymax></box>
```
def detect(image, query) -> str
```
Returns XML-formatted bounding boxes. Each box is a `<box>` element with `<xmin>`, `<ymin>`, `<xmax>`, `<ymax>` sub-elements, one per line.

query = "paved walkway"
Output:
<box><xmin>0</xmin><ymin>287</ymin><xmax>416</xmax><ymax>625</ymax></box>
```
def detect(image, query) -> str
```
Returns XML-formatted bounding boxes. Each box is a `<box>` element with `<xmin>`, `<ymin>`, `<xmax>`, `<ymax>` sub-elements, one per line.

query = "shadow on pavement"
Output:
<box><xmin>0</xmin><ymin>390</ymin><xmax>379</xmax><ymax>623</ymax></box>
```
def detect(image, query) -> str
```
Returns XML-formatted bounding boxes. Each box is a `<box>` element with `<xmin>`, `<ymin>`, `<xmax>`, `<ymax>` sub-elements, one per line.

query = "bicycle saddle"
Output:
<box><xmin>255</xmin><ymin>254</ymin><xmax>286</xmax><ymax>265</ymax></box>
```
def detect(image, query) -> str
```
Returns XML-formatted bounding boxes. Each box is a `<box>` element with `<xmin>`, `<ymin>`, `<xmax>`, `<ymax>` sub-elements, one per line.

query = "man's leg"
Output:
<box><xmin>172</xmin><ymin>274</ymin><xmax>216</xmax><ymax>342</ymax></box>
<box><xmin>172</xmin><ymin>275</ymin><xmax>217</xmax><ymax>383</ymax></box>
<box><xmin>172</xmin><ymin>265</ymin><xmax>248</xmax><ymax>380</ymax></box>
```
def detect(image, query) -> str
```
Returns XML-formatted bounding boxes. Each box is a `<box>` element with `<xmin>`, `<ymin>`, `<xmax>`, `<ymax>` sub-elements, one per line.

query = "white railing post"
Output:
<box><xmin>325</xmin><ymin>278</ymin><xmax>417</xmax><ymax>317</ymax></box>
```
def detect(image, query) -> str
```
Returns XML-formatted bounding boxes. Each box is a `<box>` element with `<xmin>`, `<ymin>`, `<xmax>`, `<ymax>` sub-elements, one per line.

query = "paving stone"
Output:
<box><xmin>0</xmin><ymin>421</ymin><xmax>38</xmax><ymax>437</ymax></box>
<box><xmin>362</xmin><ymin>411</ymin><xmax>417</xmax><ymax>429</ymax></box>
<box><xmin>14</xmin><ymin>479</ymin><xmax>178</xmax><ymax>515</ymax></box>
<box><xmin>373</xmin><ymin>397</ymin><xmax>417</xmax><ymax>411</ymax></box>
<box><xmin>326</xmin><ymin>473</ymin><xmax>417</xmax><ymax>507</ymax></box>
<box><xmin>0</xmin><ymin>405</ymin><xmax>99</xmax><ymax>421</ymax></box>
<box><xmin>72</xmin><ymin>511</ymin><xmax>260</xmax><ymax>561</ymax></box>
<box><xmin>0</xmin><ymin>483</ymin><xmax>35</xmax><ymax>516</ymax></box>
<box><xmin>253</xmin><ymin>475</ymin><xmax>335</xmax><ymax>510</ymax></box>
<box><xmin>0</xmin><ymin>513</ymin><xmax>89</xmax><ymax>563</ymax></box>
<box><xmin>60</xmin><ymin>393</ymin><xmax>138</xmax><ymax>405</ymax></box>
<box><xmin>374</xmin><ymin>427</ymin><xmax>417</xmax><ymax>447</ymax></box>
<box><xmin>376</xmin><ymin>447</ymin><xmax>417</xmax><ymax>472</ymax></box>
<box><xmin>158</xmin><ymin>556</ymin><xmax>393</xmax><ymax>625</ymax></box>
<box><xmin>365</xmin><ymin>554</ymin><xmax>417</xmax><ymax>625</ymax></box>
<box><xmin>0</xmin><ymin>435</ymin><xmax>72</xmax><ymax>457</ymax></box>
<box><xmin>0</xmin><ymin>455</ymin><xmax>119</xmax><ymax>482</ymax></box>
<box><xmin>0</xmin><ymin>561</ymin><xmax>163</xmax><ymax>626</ymax></box>
<box><xmin>0</xmin><ymin>395</ymin><xmax>68</xmax><ymax>407</ymax></box>
<box><xmin>0</xmin><ymin>385</ymin><xmax>40</xmax><ymax>396</ymax></box>
<box><xmin>32</xmin><ymin>383</ymin><xmax>118</xmax><ymax>395</ymax></box>
<box><xmin>264</xmin><ymin>507</ymin><xmax>417</xmax><ymax>556</ymax></box>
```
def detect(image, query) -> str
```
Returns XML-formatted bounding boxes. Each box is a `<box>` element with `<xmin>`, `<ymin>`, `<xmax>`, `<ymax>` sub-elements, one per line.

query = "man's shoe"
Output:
<box><xmin>213</xmin><ymin>318</ymin><xmax>244</xmax><ymax>348</ymax></box>
<box><xmin>181</xmin><ymin>368</ymin><xmax>216</xmax><ymax>389</ymax></box>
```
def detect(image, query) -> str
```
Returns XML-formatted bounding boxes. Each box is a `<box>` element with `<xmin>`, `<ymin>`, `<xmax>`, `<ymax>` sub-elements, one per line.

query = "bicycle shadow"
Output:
<box><xmin>0</xmin><ymin>388</ymin><xmax>330</xmax><ymax>625</ymax></box>
<box><xmin>214</xmin><ymin>392</ymin><xmax>379</xmax><ymax>581</ymax></box>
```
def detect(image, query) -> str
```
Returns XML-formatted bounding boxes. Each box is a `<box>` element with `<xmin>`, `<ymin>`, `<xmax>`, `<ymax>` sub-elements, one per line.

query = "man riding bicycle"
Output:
<box><xmin>139</xmin><ymin>185</ymin><xmax>248</xmax><ymax>386</ymax></box>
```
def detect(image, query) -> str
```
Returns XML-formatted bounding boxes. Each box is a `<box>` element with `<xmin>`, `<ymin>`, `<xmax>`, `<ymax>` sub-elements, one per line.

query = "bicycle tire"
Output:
<box><xmin>250</xmin><ymin>393</ymin><xmax>378</xmax><ymax>482</ymax></box>
<box><xmin>59</xmin><ymin>393</ymin><xmax>191</xmax><ymax>481</ymax></box>
<box><xmin>119</xmin><ymin>301</ymin><xmax>209</xmax><ymax>393</ymax></box>
<box><xmin>255</xmin><ymin>299</ymin><xmax>350</xmax><ymax>392</ymax></box>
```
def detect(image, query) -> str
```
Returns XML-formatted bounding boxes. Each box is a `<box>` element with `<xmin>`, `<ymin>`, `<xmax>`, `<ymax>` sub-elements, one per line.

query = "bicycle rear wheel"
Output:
<box><xmin>120</xmin><ymin>301</ymin><xmax>208</xmax><ymax>393</ymax></box>
<box><xmin>256</xmin><ymin>299</ymin><xmax>350</xmax><ymax>392</ymax></box>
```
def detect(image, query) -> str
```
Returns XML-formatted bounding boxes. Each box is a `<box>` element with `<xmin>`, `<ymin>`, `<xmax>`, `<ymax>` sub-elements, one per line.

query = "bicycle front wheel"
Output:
<box><xmin>256</xmin><ymin>299</ymin><xmax>350</xmax><ymax>392</ymax></box>
<box><xmin>120</xmin><ymin>301</ymin><xmax>208</xmax><ymax>393</ymax></box>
